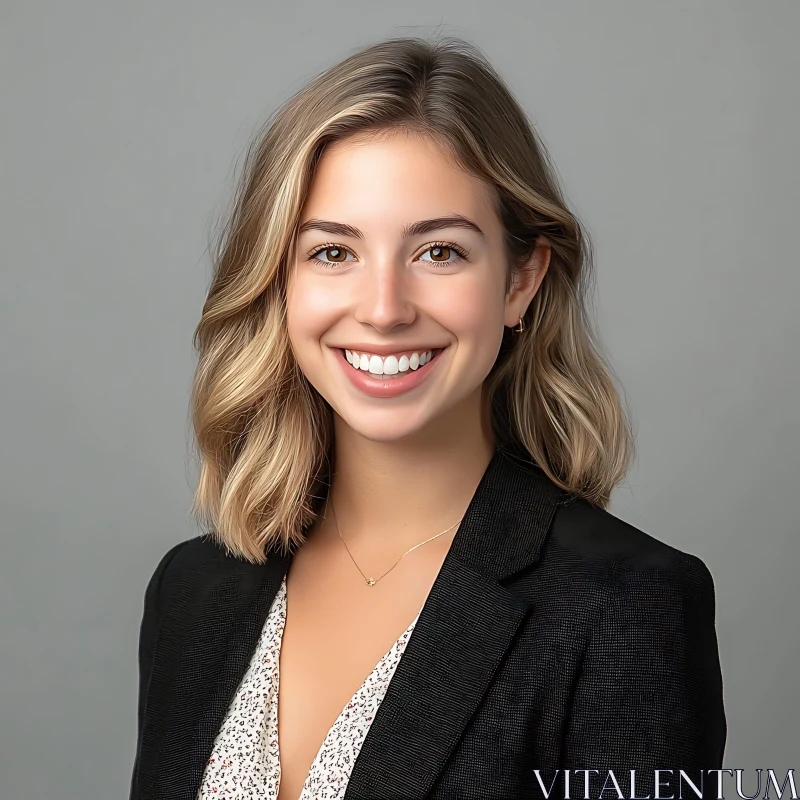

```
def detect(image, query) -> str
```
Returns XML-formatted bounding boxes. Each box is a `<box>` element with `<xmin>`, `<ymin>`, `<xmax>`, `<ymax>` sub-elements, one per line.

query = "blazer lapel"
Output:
<box><xmin>137</xmin><ymin>541</ymin><xmax>293</xmax><ymax>800</ymax></box>
<box><xmin>344</xmin><ymin>446</ymin><xmax>568</xmax><ymax>799</ymax></box>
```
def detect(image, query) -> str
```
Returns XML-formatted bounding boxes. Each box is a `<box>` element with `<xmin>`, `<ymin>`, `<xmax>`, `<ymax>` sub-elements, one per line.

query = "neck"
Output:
<box><xmin>320</xmin><ymin>389</ymin><xmax>496</xmax><ymax>555</ymax></box>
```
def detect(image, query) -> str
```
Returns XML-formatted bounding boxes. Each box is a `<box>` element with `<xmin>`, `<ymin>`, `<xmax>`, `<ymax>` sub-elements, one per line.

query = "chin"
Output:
<box><xmin>332</xmin><ymin>404</ymin><xmax>440</xmax><ymax>443</ymax></box>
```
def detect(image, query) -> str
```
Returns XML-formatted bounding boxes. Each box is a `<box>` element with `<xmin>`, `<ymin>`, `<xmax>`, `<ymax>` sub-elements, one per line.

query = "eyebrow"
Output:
<box><xmin>297</xmin><ymin>214</ymin><xmax>485</xmax><ymax>240</ymax></box>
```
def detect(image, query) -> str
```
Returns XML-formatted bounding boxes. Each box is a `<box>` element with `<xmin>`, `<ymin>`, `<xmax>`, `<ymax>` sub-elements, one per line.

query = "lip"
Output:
<box><xmin>332</xmin><ymin>345</ymin><xmax>447</xmax><ymax>399</ymax></box>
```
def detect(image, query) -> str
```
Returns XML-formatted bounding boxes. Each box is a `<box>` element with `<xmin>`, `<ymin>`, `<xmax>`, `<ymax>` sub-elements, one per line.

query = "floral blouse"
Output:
<box><xmin>197</xmin><ymin>575</ymin><xmax>423</xmax><ymax>799</ymax></box>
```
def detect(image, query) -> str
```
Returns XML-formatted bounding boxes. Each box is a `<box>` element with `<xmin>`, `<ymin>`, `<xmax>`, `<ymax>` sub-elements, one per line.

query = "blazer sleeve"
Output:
<box><xmin>129</xmin><ymin>540</ymin><xmax>188</xmax><ymax>800</ymax></box>
<box><xmin>562</xmin><ymin>552</ymin><xmax>727</xmax><ymax>799</ymax></box>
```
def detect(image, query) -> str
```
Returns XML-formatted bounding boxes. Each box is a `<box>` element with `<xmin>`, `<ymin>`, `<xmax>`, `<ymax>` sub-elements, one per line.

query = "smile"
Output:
<box><xmin>345</xmin><ymin>347</ymin><xmax>443</xmax><ymax>377</ymax></box>
<box><xmin>331</xmin><ymin>346</ymin><xmax>448</xmax><ymax>398</ymax></box>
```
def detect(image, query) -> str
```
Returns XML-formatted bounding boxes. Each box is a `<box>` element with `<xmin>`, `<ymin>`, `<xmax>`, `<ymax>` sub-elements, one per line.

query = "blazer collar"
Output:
<box><xmin>137</xmin><ymin>445</ymin><xmax>569</xmax><ymax>799</ymax></box>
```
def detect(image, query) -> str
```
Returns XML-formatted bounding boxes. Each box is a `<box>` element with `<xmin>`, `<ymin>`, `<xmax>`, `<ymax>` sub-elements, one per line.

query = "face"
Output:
<box><xmin>286</xmin><ymin>131</ymin><xmax>549</xmax><ymax>445</ymax></box>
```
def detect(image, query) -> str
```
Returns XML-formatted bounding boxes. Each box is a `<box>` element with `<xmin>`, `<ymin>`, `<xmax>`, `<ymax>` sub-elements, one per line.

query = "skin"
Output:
<box><xmin>276</xmin><ymin>130</ymin><xmax>550</xmax><ymax>799</ymax></box>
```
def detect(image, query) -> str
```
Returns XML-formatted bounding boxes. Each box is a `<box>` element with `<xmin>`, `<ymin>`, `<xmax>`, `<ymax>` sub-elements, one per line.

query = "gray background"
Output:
<box><xmin>1</xmin><ymin>1</ymin><xmax>797</xmax><ymax>796</ymax></box>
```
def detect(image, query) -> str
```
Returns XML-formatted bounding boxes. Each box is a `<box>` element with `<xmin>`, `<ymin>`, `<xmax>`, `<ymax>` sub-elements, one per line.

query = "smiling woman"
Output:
<box><xmin>130</xmin><ymin>35</ymin><xmax>726</xmax><ymax>800</ymax></box>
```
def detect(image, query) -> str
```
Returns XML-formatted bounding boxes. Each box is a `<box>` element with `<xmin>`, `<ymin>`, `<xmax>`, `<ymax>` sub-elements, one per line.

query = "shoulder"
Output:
<box><xmin>550</xmin><ymin>495</ymin><xmax>715</xmax><ymax>580</ymax></box>
<box><xmin>150</xmin><ymin>532</ymin><xmax>230</xmax><ymax>573</ymax></box>
<box><xmin>140</xmin><ymin>534</ymin><xmax>233</xmax><ymax>615</ymax></box>
<box><xmin>536</xmin><ymin>496</ymin><xmax>718</xmax><ymax>620</ymax></box>
<box><xmin>144</xmin><ymin>533</ymin><xmax>218</xmax><ymax>583</ymax></box>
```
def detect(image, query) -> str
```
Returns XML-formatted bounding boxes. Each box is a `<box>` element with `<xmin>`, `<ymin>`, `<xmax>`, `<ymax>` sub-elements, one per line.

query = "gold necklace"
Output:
<box><xmin>328</xmin><ymin>494</ymin><xmax>462</xmax><ymax>587</ymax></box>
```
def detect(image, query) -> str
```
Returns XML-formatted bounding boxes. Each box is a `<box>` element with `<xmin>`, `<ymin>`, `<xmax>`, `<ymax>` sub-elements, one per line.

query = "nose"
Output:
<box><xmin>352</xmin><ymin>254</ymin><xmax>416</xmax><ymax>332</ymax></box>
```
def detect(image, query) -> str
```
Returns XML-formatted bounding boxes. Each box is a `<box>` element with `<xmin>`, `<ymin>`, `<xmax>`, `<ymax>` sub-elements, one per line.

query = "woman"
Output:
<box><xmin>130</xmin><ymin>36</ymin><xmax>726</xmax><ymax>800</ymax></box>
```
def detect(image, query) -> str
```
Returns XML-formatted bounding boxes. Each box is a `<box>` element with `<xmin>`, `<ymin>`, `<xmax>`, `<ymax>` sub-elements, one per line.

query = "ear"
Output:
<box><xmin>504</xmin><ymin>235</ymin><xmax>551</xmax><ymax>328</ymax></box>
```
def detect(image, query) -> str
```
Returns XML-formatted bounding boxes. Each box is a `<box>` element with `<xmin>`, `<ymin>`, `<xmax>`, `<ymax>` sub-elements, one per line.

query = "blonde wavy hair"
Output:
<box><xmin>189</xmin><ymin>35</ymin><xmax>635</xmax><ymax>564</ymax></box>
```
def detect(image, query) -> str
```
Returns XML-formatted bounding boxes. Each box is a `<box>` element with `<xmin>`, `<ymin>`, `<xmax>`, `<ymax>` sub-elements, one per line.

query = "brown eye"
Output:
<box><xmin>309</xmin><ymin>245</ymin><xmax>354</xmax><ymax>266</ymax></box>
<box><xmin>418</xmin><ymin>242</ymin><xmax>468</xmax><ymax>268</ymax></box>
<box><xmin>325</xmin><ymin>247</ymin><xmax>347</xmax><ymax>262</ymax></box>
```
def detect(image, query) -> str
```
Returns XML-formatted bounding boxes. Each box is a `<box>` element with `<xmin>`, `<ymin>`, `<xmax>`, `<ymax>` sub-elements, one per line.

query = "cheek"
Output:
<box><xmin>286</xmin><ymin>272</ymin><xmax>342</xmax><ymax>346</ymax></box>
<box><xmin>432</xmin><ymin>277</ymin><xmax>505</xmax><ymax>355</ymax></box>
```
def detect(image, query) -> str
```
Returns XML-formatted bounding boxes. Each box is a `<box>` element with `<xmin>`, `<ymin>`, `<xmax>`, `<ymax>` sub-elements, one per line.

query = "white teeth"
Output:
<box><xmin>369</xmin><ymin>354</ymin><xmax>384</xmax><ymax>374</ymax></box>
<box><xmin>344</xmin><ymin>348</ymin><xmax>436</xmax><ymax>376</ymax></box>
<box><xmin>383</xmin><ymin>355</ymin><xmax>399</xmax><ymax>375</ymax></box>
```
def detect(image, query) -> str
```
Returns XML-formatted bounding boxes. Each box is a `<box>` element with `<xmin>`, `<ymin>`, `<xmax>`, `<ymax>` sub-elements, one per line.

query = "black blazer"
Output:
<box><xmin>130</xmin><ymin>447</ymin><xmax>727</xmax><ymax>800</ymax></box>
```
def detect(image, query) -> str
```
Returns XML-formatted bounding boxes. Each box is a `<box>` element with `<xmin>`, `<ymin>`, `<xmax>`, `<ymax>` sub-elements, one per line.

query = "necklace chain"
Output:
<box><xmin>328</xmin><ymin>494</ymin><xmax>462</xmax><ymax>587</ymax></box>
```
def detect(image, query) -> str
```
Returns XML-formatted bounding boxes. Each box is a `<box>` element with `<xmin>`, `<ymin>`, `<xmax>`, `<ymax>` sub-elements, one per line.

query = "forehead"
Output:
<box><xmin>299</xmin><ymin>132</ymin><xmax>497</xmax><ymax>229</ymax></box>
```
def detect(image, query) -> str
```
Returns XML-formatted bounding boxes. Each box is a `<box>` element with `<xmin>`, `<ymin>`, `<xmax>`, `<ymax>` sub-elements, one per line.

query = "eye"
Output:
<box><xmin>307</xmin><ymin>244</ymin><xmax>356</xmax><ymax>268</ymax></box>
<box><xmin>417</xmin><ymin>241</ymin><xmax>469</xmax><ymax>267</ymax></box>
<box><xmin>305</xmin><ymin>240</ymin><xmax>469</xmax><ymax>269</ymax></box>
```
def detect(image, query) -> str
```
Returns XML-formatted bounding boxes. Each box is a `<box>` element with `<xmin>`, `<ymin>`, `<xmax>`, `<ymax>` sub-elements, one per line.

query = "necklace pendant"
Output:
<box><xmin>366</xmin><ymin>577</ymin><xmax>376</xmax><ymax>586</ymax></box>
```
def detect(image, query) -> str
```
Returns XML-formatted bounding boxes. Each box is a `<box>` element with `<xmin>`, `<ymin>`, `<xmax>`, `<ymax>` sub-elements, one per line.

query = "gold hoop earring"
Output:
<box><xmin>513</xmin><ymin>317</ymin><xmax>524</xmax><ymax>333</ymax></box>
